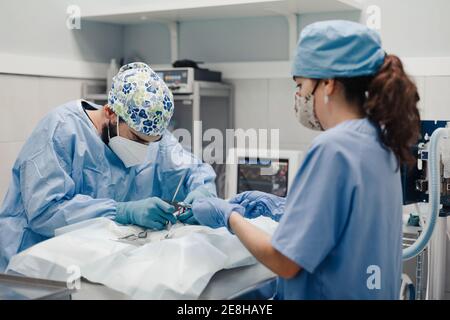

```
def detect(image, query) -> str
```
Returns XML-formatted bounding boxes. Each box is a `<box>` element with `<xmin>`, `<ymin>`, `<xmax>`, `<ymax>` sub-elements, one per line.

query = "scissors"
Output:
<box><xmin>113</xmin><ymin>230</ymin><xmax>148</xmax><ymax>245</ymax></box>
<box><xmin>117</xmin><ymin>230</ymin><xmax>148</xmax><ymax>241</ymax></box>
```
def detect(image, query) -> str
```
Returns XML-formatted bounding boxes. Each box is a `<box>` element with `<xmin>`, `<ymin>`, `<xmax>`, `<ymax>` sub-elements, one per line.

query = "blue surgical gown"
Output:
<box><xmin>271</xmin><ymin>118</ymin><xmax>403</xmax><ymax>299</ymax></box>
<box><xmin>0</xmin><ymin>100</ymin><xmax>216</xmax><ymax>271</ymax></box>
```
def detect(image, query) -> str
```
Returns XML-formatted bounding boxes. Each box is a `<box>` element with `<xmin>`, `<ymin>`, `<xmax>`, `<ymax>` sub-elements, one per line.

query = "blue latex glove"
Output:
<box><xmin>115</xmin><ymin>197</ymin><xmax>176</xmax><ymax>230</ymax></box>
<box><xmin>192</xmin><ymin>198</ymin><xmax>245</xmax><ymax>232</ymax></box>
<box><xmin>184</xmin><ymin>185</ymin><xmax>216</xmax><ymax>204</ymax></box>
<box><xmin>177</xmin><ymin>185</ymin><xmax>216</xmax><ymax>225</ymax></box>
<box><xmin>229</xmin><ymin>191</ymin><xmax>285</xmax><ymax>222</ymax></box>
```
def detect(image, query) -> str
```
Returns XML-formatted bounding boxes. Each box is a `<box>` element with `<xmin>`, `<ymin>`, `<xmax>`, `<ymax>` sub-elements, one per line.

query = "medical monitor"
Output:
<box><xmin>225</xmin><ymin>149</ymin><xmax>303</xmax><ymax>199</ymax></box>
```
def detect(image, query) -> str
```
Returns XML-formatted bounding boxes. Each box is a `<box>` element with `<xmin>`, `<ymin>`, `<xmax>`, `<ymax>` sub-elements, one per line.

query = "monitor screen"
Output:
<box><xmin>237</xmin><ymin>157</ymin><xmax>289</xmax><ymax>197</ymax></box>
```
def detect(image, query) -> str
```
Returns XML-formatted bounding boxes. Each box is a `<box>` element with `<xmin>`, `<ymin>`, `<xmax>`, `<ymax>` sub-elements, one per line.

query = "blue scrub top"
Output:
<box><xmin>0</xmin><ymin>100</ymin><xmax>216</xmax><ymax>271</ymax></box>
<box><xmin>271</xmin><ymin>118</ymin><xmax>403</xmax><ymax>299</ymax></box>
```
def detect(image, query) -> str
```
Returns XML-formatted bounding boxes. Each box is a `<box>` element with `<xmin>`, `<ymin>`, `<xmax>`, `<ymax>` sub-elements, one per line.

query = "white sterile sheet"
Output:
<box><xmin>7</xmin><ymin>217</ymin><xmax>278</xmax><ymax>299</ymax></box>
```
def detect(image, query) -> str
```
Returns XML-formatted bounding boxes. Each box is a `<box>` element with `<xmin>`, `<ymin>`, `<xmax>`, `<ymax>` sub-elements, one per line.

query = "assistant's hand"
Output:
<box><xmin>183</xmin><ymin>185</ymin><xmax>216</xmax><ymax>204</ymax></box>
<box><xmin>115</xmin><ymin>197</ymin><xmax>176</xmax><ymax>230</ymax></box>
<box><xmin>177</xmin><ymin>185</ymin><xmax>217</xmax><ymax>225</ymax></box>
<box><xmin>229</xmin><ymin>191</ymin><xmax>285</xmax><ymax>222</ymax></box>
<box><xmin>192</xmin><ymin>197</ymin><xmax>244</xmax><ymax>232</ymax></box>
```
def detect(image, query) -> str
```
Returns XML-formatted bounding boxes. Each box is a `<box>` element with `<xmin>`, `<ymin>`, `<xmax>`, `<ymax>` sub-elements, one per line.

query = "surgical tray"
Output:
<box><xmin>0</xmin><ymin>273</ymin><xmax>74</xmax><ymax>300</ymax></box>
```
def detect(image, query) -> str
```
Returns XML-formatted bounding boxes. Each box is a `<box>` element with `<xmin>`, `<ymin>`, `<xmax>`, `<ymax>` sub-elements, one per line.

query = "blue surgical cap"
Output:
<box><xmin>108</xmin><ymin>62</ymin><xmax>174</xmax><ymax>136</ymax></box>
<box><xmin>292</xmin><ymin>20</ymin><xmax>386</xmax><ymax>78</ymax></box>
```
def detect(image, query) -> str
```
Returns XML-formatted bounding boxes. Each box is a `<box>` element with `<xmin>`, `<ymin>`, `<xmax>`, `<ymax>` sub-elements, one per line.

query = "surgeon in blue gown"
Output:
<box><xmin>0</xmin><ymin>62</ymin><xmax>216</xmax><ymax>271</ymax></box>
<box><xmin>192</xmin><ymin>21</ymin><xmax>421</xmax><ymax>299</ymax></box>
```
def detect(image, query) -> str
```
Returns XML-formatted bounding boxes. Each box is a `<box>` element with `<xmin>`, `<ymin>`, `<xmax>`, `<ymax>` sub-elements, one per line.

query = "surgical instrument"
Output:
<box><xmin>117</xmin><ymin>230</ymin><xmax>148</xmax><ymax>241</ymax></box>
<box><xmin>167</xmin><ymin>171</ymin><xmax>188</xmax><ymax>229</ymax></box>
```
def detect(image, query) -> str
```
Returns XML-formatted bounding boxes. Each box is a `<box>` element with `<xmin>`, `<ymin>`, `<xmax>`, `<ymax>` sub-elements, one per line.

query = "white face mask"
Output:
<box><xmin>108</xmin><ymin>121</ymin><xmax>149</xmax><ymax>168</ymax></box>
<box><xmin>293</xmin><ymin>83</ymin><xmax>323</xmax><ymax>131</ymax></box>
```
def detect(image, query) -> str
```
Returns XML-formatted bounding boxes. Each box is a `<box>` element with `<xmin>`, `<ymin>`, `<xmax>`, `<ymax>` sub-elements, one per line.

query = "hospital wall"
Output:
<box><xmin>0</xmin><ymin>0</ymin><xmax>123</xmax><ymax>63</ymax></box>
<box><xmin>1</xmin><ymin>0</ymin><xmax>450</xmax><ymax>298</ymax></box>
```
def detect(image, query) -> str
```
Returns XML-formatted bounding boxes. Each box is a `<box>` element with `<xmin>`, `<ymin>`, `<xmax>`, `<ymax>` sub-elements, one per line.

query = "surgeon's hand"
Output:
<box><xmin>115</xmin><ymin>197</ymin><xmax>177</xmax><ymax>230</ymax></box>
<box><xmin>229</xmin><ymin>191</ymin><xmax>285</xmax><ymax>222</ymax></box>
<box><xmin>177</xmin><ymin>185</ymin><xmax>217</xmax><ymax>225</ymax></box>
<box><xmin>192</xmin><ymin>198</ymin><xmax>244</xmax><ymax>232</ymax></box>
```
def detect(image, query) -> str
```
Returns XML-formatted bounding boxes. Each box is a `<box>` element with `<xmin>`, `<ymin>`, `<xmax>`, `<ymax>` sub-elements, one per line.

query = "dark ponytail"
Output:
<box><xmin>336</xmin><ymin>54</ymin><xmax>421</xmax><ymax>168</ymax></box>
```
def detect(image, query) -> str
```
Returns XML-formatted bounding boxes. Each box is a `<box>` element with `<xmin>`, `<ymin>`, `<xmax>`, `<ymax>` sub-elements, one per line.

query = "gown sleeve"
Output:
<box><xmin>19</xmin><ymin>123</ymin><xmax>117</xmax><ymax>237</ymax></box>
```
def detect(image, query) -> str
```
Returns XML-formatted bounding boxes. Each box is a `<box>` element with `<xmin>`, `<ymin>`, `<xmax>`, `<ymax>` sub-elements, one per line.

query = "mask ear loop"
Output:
<box><xmin>304</xmin><ymin>80</ymin><xmax>320</xmax><ymax>101</ymax></box>
<box><xmin>107</xmin><ymin>122</ymin><xmax>111</xmax><ymax>141</ymax></box>
<box><xmin>311</xmin><ymin>80</ymin><xmax>325</xmax><ymax>130</ymax></box>
<box><xmin>107</xmin><ymin>118</ymin><xmax>120</xmax><ymax>141</ymax></box>
<box><xmin>311</xmin><ymin>80</ymin><xmax>320</xmax><ymax>96</ymax></box>
<box><xmin>312</xmin><ymin>80</ymin><xmax>329</xmax><ymax>105</ymax></box>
